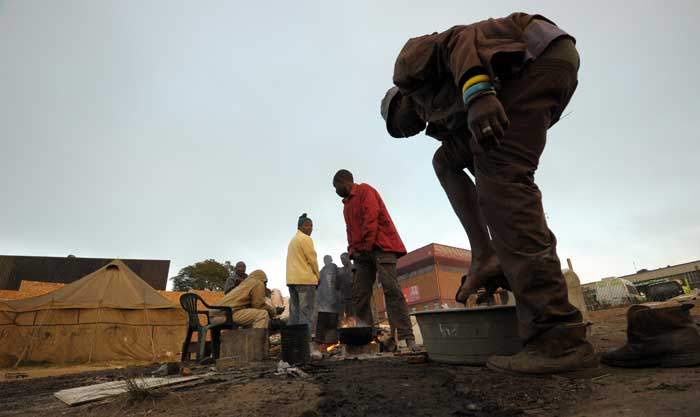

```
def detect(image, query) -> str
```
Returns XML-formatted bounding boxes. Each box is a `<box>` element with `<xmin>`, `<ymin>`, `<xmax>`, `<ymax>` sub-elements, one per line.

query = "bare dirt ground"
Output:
<box><xmin>1</xmin><ymin>302</ymin><xmax>699</xmax><ymax>417</ymax></box>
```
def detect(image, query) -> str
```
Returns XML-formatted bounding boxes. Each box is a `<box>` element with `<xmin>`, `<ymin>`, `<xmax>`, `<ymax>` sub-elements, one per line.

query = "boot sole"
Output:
<box><xmin>602</xmin><ymin>352</ymin><xmax>700</xmax><ymax>368</ymax></box>
<box><xmin>486</xmin><ymin>359</ymin><xmax>599</xmax><ymax>376</ymax></box>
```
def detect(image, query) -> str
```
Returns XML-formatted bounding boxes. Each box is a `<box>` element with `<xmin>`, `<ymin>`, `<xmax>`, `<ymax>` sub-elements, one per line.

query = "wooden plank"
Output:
<box><xmin>54</xmin><ymin>375</ymin><xmax>202</xmax><ymax>406</ymax></box>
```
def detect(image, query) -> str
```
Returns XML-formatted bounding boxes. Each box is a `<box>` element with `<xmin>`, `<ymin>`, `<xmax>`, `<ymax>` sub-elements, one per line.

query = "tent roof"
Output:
<box><xmin>0</xmin><ymin>260</ymin><xmax>178</xmax><ymax>312</ymax></box>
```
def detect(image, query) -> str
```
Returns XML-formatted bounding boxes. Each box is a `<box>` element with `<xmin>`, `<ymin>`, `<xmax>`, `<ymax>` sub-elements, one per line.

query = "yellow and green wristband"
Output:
<box><xmin>462</xmin><ymin>74</ymin><xmax>496</xmax><ymax>105</ymax></box>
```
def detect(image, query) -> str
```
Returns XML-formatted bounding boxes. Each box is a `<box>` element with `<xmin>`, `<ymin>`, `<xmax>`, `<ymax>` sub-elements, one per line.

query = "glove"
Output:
<box><xmin>275</xmin><ymin>306</ymin><xmax>285</xmax><ymax>315</ymax></box>
<box><xmin>467</xmin><ymin>94</ymin><xmax>509</xmax><ymax>153</ymax></box>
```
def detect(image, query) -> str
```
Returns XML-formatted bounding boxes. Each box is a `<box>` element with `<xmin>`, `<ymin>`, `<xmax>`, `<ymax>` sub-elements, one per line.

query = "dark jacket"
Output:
<box><xmin>392</xmin><ymin>13</ymin><xmax>571</xmax><ymax>141</ymax></box>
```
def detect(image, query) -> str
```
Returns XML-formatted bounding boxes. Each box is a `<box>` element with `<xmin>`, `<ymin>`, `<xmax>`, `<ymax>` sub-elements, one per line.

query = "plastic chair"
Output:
<box><xmin>180</xmin><ymin>293</ymin><xmax>236</xmax><ymax>362</ymax></box>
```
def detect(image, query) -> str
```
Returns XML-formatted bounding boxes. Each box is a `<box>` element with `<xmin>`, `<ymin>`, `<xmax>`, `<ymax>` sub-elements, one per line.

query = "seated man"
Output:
<box><xmin>224</xmin><ymin>261</ymin><xmax>248</xmax><ymax>294</ymax></box>
<box><xmin>214</xmin><ymin>269</ymin><xmax>282</xmax><ymax>328</ymax></box>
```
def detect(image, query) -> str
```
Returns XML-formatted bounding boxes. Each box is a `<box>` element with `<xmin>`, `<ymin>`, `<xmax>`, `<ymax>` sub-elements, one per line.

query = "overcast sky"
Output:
<box><xmin>1</xmin><ymin>1</ymin><xmax>698</xmax><ymax>293</ymax></box>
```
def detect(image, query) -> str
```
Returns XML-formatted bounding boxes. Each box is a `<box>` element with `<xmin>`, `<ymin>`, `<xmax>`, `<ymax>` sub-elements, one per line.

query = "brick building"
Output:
<box><xmin>372</xmin><ymin>243</ymin><xmax>471</xmax><ymax>321</ymax></box>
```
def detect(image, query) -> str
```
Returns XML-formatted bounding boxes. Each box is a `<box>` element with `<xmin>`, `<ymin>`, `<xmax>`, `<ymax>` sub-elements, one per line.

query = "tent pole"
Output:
<box><xmin>88</xmin><ymin>304</ymin><xmax>102</xmax><ymax>363</ymax></box>
<box><xmin>144</xmin><ymin>302</ymin><xmax>156</xmax><ymax>361</ymax></box>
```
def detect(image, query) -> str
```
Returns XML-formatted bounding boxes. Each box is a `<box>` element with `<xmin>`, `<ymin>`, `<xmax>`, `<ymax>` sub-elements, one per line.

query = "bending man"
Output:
<box><xmin>380</xmin><ymin>13</ymin><xmax>594</xmax><ymax>373</ymax></box>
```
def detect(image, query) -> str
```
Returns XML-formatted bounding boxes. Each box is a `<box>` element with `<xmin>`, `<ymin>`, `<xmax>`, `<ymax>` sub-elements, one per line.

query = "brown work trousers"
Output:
<box><xmin>232</xmin><ymin>308</ymin><xmax>269</xmax><ymax>328</ymax></box>
<box><xmin>433</xmin><ymin>42</ymin><xmax>582</xmax><ymax>344</ymax></box>
<box><xmin>353</xmin><ymin>251</ymin><xmax>414</xmax><ymax>340</ymax></box>
<box><xmin>209</xmin><ymin>308</ymin><xmax>270</xmax><ymax>329</ymax></box>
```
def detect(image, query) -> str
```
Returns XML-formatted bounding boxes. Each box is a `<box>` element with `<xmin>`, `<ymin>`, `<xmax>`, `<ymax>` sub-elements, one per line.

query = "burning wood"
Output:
<box><xmin>339</xmin><ymin>315</ymin><xmax>372</xmax><ymax>328</ymax></box>
<box><xmin>339</xmin><ymin>315</ymin><xmax>361</xmax><ymax>328</ymax></box>
<box><xmin>325</xmin><ymin>342</ymin><xmax>341</xmax><ymax>353</ymax></box>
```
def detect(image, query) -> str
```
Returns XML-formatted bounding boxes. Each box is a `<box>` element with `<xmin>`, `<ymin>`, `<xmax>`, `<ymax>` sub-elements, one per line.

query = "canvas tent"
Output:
<box><xmin>0</xmin><ymin>260</ymin><xmax>186</xmax><ymax>367</ymax></box>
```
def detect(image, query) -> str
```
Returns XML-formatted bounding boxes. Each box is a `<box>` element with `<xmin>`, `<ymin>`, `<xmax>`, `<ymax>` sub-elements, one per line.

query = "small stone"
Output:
<box><xmin>180</xmin><ymin>367</ymin><xmax>192</xmax><ymax>376</ymax></box>
<box><xmin>467</xmin><ymin>404</ymin><xmax>479</xmax><ymax>411</ymax></box>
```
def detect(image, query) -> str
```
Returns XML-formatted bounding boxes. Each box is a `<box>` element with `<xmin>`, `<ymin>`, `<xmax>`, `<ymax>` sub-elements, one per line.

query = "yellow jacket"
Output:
<box><xmin>286</xmin><ymin>230</ymin><xmax>319</xmax><ymax>285</ymax></box>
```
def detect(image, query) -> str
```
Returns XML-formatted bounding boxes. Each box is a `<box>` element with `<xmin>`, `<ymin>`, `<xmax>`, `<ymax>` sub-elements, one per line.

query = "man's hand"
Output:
<box><xmin>467</xmin><ymin>94</ymin><xmax>509</xmax><ymax>153</ymax></box>
<box><xmin>275</xmin><ymin>306</ymin><xmax>285</xmax><ymax>315</ymax></box>
<box><xmin>455</xmin><ymin>273</ymin><xmax>511</xmax><ymax>305</ymax></box>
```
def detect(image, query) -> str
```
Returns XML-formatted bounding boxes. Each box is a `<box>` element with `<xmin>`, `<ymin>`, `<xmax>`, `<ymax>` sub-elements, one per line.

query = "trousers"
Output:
<box><xmin>432</xmin><ymin>39</ymin><xmax>583</xmax><ymax>343</ymax></box>
<box><xmin>353</xmin><ymin>251</ymin><xmax>414</xmax><ymax>340</ymax></box>
<box><xmin>288</xmin><ymin>284</ymin><xmax>317</xmax><ymax>338</ymax></box>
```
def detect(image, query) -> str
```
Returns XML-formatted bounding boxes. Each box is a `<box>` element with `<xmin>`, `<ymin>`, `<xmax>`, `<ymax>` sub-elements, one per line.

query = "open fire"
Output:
<box><xmin>326</xmin><ymin>342</ymin><xmax>341</xmax><ymax>353</ymax></box>
<box><xmin>324</xmin><ymin>314</ymin><xmax>384</xmax><ymax>357</ymax></box>
<box><xmin>339</xmin><ymin>315</ymin><xmax>365</xmax><ymax>328</ymax></box>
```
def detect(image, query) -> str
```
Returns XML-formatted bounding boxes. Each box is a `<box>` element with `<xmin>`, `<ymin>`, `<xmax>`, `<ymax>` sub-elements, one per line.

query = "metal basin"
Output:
<box><xmin>413</xmin><ymin>305</ymin><xmax>521</xmax><ymax>365</ymax></box>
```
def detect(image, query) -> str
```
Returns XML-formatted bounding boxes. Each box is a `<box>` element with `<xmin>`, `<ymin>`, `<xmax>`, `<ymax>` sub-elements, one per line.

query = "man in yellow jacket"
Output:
<box><xmin>286</xmin><ymin>213</ymin><xmax>320</xmax><ymax>344</ymax></box>
<box><xmin>216</xmin><ymin>270</ymin><xmax>281</xmax><ymax>328</ymax></box>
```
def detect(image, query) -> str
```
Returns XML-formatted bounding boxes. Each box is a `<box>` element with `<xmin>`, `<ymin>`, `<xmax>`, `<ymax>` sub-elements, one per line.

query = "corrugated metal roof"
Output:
<box><xmin>619</xmin><ymin>260</ymin><xmax>700</xmax><ymax>283</ymax></box>
<box><xmin>0</xmin><ymin>255</ymin><xmax>170</xmax><ymax>290</ymax></box>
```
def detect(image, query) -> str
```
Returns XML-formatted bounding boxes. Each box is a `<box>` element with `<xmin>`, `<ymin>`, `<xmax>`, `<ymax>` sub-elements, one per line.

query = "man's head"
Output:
<box><xmin>340</xmin><ymin>252</ymin><xmax>350</xmax><ymax>267</ymax></box>
<box><xmin>381</xmin><ymin>86</ymin><xmax>426</xmax><ymax>138</ymax></box>
<box><xmin>332</xmin><ymin>169</ymin><xmax>354</xmax><ymax>198</ymax></box>
<box><xmin>323</xmin><ymin>255</ymin><xmax>333</xmax><ymax>266</ymax></box>
<box><xmin>235</xmin><ymin>261</ymin><xmax>246</xmax><ymax>276</ymax></box>
<box><xmin>298</xmin><ymin>213</ymin><xmax>313</xmax><ymax>236</ymax></box>
<box><xmin>249</xmin><ymin>270</ymin><xmax>268</xmax><ymax>286</ymax></box>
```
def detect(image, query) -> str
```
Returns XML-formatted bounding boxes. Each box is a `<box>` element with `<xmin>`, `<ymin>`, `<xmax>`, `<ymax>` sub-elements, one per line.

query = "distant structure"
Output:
<box><xmin>581</xmin><ymin>259</ymin><xmax>700</xmax><ymax>310</ymax></box>
<box><xmin>0</xmin><ymin>255</ymin><xmax>170</xmax><ymax>290</ymax></box>
<box><xmin>619</xmin><ymin>260</ymin><xmax>700</xmax><ymax>294</ymax></box>
<box><xmin>372</xmin><ymin>243</ymin><xmax>471</xmax><ymax>320</ymax></box>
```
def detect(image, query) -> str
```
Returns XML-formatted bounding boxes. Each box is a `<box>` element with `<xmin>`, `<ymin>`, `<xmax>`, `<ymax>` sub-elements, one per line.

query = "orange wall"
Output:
<box><xmin>372</xmin><ymin>264</ymin><xmax>468</xmax><ymax>319</ymax></box>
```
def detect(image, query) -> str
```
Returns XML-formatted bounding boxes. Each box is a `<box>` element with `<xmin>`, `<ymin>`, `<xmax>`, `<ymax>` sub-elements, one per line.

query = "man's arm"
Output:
<box><xmin>443</xmin><ymin>26</ymin><xmax>486</xmax><ymax>88</ymax></box>
<box><xmin>250</xmin><ymin>282</ymin><xmax>276</xmax><ymax>317</ymax></box>
<box><xmin>360</xmin><ymin>188</ymin><xmax>380</xmax><ymax>252</ymax></box>
<box><xmin>302</xmin><ymin>237</ymin><xmax>320</xmax><ymax>279</ymax></box>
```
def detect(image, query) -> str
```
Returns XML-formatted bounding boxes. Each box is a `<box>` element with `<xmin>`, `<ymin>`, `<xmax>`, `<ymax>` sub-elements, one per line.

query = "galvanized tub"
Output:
<box><xmin>413</xmin><ymin>305</ymin><xmax>521</xmax><ymax>365</ymax></box>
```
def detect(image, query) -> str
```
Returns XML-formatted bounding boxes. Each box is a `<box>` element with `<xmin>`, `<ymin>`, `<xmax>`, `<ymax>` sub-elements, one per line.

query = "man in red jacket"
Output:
<box><xmin>380</xmin><ymin>13</ymin><xmax>595</xmax><ymax>374</ymax></box>
<box><xmin>332</xmin><ymin>169</ymin><xmax>417</xmax><ymax>351</ymax></box>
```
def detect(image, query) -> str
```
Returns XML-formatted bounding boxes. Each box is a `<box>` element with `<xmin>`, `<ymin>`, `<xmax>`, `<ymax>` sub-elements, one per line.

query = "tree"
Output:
<box><xmin>171</xmin><ymin>259</ymin><xmax>231</xmax><ymax>291</ymax></box>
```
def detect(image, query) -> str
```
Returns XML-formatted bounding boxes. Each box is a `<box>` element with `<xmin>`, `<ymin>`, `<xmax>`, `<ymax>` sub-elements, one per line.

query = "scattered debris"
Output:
<box><xmin>124</xmin><ymin>372</ymin><xmax>165</xmax><ymax>402</ymax></box>
<box><xmin>275</xmin><ymin>360</ymin><xmax>310</xmax><ymax>378</ymax></box>
<box><xmin>54</xmin><ymin>374</ymin><xmax>204</xmax><ymax>406</ymax></box>
<box><xmin>591</xmin><ymin>373</ymin><xmax>612</xmax><ymax>382</ymax></box>
<box><xmin>646</xmin><ymin>382</ymin><xmax>690</xmax><ymax>392</ymax></box>
<box><xmin>151</xmin><ymin>362</ymin><xmax>180</xmax><ymax>377</ymax></box>
<box><xmin>406</xmin><ymin>354</ymin><xmax>428</xmax><ymax>364</ymax></box>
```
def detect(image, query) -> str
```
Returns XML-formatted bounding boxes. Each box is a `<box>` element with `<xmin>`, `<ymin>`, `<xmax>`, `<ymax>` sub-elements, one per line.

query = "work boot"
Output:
<box><xmin>487</xmin><ymin>323</ymin><xmax>597</xmax><ymax>375</ymax></box>
<box><xmin>379</xmin><ymin>334</ymin><xmax>397</xmax><ymax>352</ymax></box>
<box><xmin>405</xmin><ymin>338</ymin><xmax>420</xmax><ymax>352</ymax></box>
<box><xmin>601</xmin><ymin>302</ymin><xmax>700</xmax><ymax>368</ymax></box>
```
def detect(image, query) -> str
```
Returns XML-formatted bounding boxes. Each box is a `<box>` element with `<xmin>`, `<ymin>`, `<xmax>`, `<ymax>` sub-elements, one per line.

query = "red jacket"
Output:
<box><xmin>342</xmin><ymin>183</ymin><xmax>406</xmax><ymax>256</ymax></box>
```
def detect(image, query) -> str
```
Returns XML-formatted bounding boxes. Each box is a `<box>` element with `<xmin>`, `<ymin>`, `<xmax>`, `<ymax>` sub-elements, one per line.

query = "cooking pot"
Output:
<box><xmin>338</xmin><ymin>326</ymin><xmax>373</xmax><ymax>346</ymax></box>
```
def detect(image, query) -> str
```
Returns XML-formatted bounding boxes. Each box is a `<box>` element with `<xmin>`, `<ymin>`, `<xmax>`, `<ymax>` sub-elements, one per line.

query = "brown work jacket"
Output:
<box><xmin>392</xmin><ymin>12</ymin><xmax>570</xmax><ymax>141</ymax></box>
<box><xmin>217</xmin><ymin>270</ymin><xmax>276</xmax><ymax>317</ymax></box>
